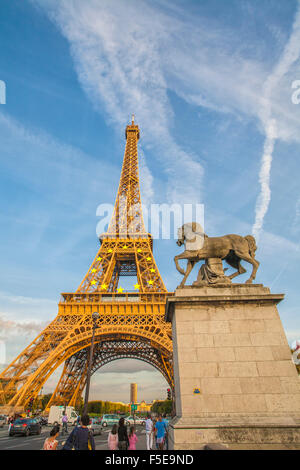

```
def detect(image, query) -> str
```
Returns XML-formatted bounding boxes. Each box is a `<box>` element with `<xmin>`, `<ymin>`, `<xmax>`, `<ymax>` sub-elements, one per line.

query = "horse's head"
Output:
<box><xmin>177</xmin><ymin>226</ymin><xmax>185</xmax><ymax>246</ymax></box>
<box><xmin>177</xmin><ymin>223</ymin><xmax>206</xmax><ymax>251</ymax></box>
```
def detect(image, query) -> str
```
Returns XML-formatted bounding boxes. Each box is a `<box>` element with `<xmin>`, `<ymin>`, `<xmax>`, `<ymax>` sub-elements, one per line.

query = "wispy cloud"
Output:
<box><xmin>0</xmin><ymin>315</ymin><xmax>48</xmax><ymax>336</ymax></box>
<box><xmin>31</xmin><ymin>0</ymin><xmax>300</xmax><ymax>214</ymax></box>
<box><xmin>0</xmin><ymin>291</ymin><xmax>57</xmax><ymax>322</ymax></box>
<box><xmin>253</xmin><ymin>2</ymin><xmax>300</xmax><ymax>240</ymax></box>
<box><xmin>32</xmin><ymin>0</ymin><xmax>207</xmax><ymax>204</ymax></box>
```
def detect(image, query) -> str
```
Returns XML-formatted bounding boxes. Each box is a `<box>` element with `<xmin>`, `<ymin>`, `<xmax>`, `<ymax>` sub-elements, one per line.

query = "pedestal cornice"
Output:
<box><xmin>165</xmin><ymin>284</ymin><xmax>284</xmax><ymax>322</ymax></box>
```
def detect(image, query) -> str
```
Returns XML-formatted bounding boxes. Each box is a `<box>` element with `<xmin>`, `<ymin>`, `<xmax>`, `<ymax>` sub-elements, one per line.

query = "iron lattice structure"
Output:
<box><xmin>0</xmin><ymin>117</ymin><xmax>174</xmax><ymax>410</ymax></box>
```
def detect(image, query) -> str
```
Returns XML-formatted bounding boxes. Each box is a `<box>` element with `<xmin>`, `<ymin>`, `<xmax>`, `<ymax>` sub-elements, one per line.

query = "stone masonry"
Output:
<box><xmin>165</xmin><ymin>284</ymin><xmax>300</xmax><ymax>450</ymax></box>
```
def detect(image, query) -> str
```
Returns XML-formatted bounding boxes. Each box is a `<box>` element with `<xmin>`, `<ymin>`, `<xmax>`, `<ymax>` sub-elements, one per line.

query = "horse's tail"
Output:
<box><xmin>245</xmin><ymin>235</ymin><xmax>257</xmax><ymax>257</ymax></box>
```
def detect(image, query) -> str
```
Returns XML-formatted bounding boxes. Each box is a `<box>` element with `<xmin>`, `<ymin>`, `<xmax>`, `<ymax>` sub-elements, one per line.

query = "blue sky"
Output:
<box><xmin>0</xmin><ymin>0</ymin><xmax>300</xmax><ymax>403</ymax></box>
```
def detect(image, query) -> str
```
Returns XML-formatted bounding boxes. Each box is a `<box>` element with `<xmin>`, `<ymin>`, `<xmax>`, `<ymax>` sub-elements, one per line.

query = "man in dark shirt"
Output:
<box><xmin>118</xmin><ymin>417</ymin><xmax>129</xmax><ymax>450</ymax></box>
<box><xmin>62</xmin><ymin>414</ymin><xmax>95</xmax><ymax>450</ymax></box>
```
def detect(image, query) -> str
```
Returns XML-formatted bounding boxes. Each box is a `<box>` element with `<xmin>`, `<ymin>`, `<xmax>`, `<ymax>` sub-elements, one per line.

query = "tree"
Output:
<box><xmin>151</xmin><ymin>400</ymin><xmax>172</xmax><ymax>415</ymax></box>
<box><xmin>40</xmin><ymin>394</ymin><xmax>52</xmax><ymax>411</ymax></box>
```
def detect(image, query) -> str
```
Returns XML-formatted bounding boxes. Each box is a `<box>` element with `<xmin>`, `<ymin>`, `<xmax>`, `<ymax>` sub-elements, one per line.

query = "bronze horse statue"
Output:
<box><xmin>174</xmin><ymin>223</ymin><xmax>259</xmax><ymax>288</ymax></box>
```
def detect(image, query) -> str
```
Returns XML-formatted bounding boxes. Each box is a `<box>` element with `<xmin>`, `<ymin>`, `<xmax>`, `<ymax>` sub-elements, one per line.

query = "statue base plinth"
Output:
<box><xmin>165</xmin><ymin>284</ymin><xmax>300</xmax><ymax>450</ymax></box>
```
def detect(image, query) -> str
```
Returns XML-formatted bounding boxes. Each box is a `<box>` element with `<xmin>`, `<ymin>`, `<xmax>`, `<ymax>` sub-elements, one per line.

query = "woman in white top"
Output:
<box><xmin>43</xmin><ymin>425</ymin><xmax>60</xmax><ymax>450</ymax></box>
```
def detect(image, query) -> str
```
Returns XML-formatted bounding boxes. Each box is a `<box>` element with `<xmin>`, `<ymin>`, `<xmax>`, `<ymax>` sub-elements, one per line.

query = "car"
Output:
<box><xmin>88</xmin><ymin>418</ymin><xmax>103</xmax><ymax>436</ymax></box>
<box><xmin>125</xmin><ymin>416</ymin><xmax>145</xmax><ymax>426</ymax></box>
<box><xmin>100</xmin><ymin>414</ymin><xmax>120</xmax><ymax>427</ymax></box>
<box><xmin>34</xmin><ymin>416</ymin><xmax>47</xmax><ymax>427</ymax></box>
<box><xmin>9</xmin><ymin>418</ymin><xmax>41</xmax><ymax>437</ymax></box>
<box><xmin>41</xmin><ymin>416</ymin><xmax>48</xmax><ymax>426</ymax></box>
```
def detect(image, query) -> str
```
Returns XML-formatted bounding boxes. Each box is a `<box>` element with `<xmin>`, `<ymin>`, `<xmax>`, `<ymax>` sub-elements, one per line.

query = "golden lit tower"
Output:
<box><xmin>130</xmin><ymin>383</ymin><xmax>138</xmax><ymax>404</ymax></box>
<box><xmin>0</xmin><ymin>118</ymin><xmax>174</xmax><ymax>411</ymax></box>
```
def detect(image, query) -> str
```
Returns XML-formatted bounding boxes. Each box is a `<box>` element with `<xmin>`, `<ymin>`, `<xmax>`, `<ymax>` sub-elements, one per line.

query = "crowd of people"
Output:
<box><xmin>42</xmin><ymin>412</ymin><xmax>169</xmax><ymax>451</ymax></box>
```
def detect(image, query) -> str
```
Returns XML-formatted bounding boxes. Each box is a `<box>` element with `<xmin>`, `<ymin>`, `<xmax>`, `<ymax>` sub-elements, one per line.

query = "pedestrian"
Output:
<box><xmin>154</xmin><ymin>414</ymin><xmax>167</xmax><ymax>450</ymax></box>
<box><xmin>117</xmin><ymin>417</ymin><xmax>129</xmax><ymax>450</ymax></box>
<box><xmin>61</xmin><ymin>411</ymin><xmax>68</xmax><ymax>435</ymax></box>
<box><xmin>162</xmin><ymin>413</ymin><xmax>169</xmax><ymax>450</ymax></box>
<box><xmin>62</xmin><ymin>414</ymin><xmax>95</xmax><ymax>450</ymax></box>
<box><xmin>152</xmin><ymin>417</ymin><xmax>159</xmax><ymax>449</ymax></box>
<box><xmin>8</xmin><ymin>415</ymin><xmax>14</xmax><ymax>434</ymax></box>
<box><xmin>43</xmin><ymin>425</ymin><xmax>60</xmax><ymax>450</ymax></box>
<box><xmin>128</xmin><ymin>426</ymin><xmax>138</xmax><ymax>450</ymax></box>
<box><xmin>108</xmin><ymin>424</ymin><xmax>118</xmax><ymax>450</ymax></box>
<box><xmin>145</xmin><ymin>413</ymin><xmax>153</xmax><ymax>450</ymax></box>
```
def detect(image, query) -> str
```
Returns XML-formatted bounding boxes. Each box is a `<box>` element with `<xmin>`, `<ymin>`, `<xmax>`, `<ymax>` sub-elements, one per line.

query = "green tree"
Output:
<box><xmin>151</xmin><ymin>400</ymin><xmax>172</xmax><ymax>415</ymax></box>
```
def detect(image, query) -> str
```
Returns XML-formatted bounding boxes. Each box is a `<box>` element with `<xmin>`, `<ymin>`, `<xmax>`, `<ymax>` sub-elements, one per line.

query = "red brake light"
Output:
<box><xmin>22</xmin><ymin>423</ymin><xmax>27</xmax><ymax>427</ymax></box>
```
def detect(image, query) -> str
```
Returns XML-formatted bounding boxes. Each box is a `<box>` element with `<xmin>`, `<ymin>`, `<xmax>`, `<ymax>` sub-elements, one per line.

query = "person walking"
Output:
<box><xmin>61</xmin><ymin>412</ymin><xmax>68</xmax><ymax>435</ymax></box>
<box><xmin>145</xmin><ymin>413</ymin><xmax>153</xmax><ymax>450</ymax></box>
<box><xmin>162</xmin><ymin>413</ymin><xmax>169</xmax><ymax>450</ymax></box>
<box><xmin>153</xmin><ymin>417</ymin><xmax>159</xmax><ymax>449</ymax></box>
<box><xmin>8</xmin><ymin>415</ymin><xmax>14</xmax><ymax>434</ymax></box>
<box><xmin>154</xmin><ymin>414</ymin><xmax>167</xmax><ymax>450</ymax></box>
<box><xmin>43</xmin><ymin>425</ymin><xmax>60</xmax><ymax>450</ymax></box>
<box><xmin>128</xmin><ymin>426</ymin><xmax>138</xmax><ymax>450</ymax></box>
<box><xmin>108</xmin><ymin>424</ymin><xmax>118</xmax><ymax>450</ymax></box>
<box><xmin>62</xmin><ymin>414</ymin><xmax>95</xmax><ymax>450</ymax></box>
<box><xmin>117</xmin><ymin>417</ymin><xmax>129</xmax><ymax>450</ymax></box>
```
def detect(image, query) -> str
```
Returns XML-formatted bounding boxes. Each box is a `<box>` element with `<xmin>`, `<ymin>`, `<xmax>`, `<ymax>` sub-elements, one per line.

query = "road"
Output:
<box><xmin>0</xmin><ymin>424</ymin><xmax>149</xmax><ymax>450</ymax></box>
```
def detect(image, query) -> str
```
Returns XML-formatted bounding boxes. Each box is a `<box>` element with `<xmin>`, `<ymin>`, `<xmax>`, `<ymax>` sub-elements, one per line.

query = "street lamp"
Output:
<box><xmin>83</xmin><ymin>311</ymin><xmax>100</xmax><ymax>415</ymax></box>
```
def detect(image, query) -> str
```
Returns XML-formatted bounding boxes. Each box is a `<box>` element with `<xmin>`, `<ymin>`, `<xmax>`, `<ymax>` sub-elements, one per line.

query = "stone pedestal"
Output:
<box><xmin>165</xmin><ymin>284</ymin><xmax>300</xmax><ymax>450</ymax></box>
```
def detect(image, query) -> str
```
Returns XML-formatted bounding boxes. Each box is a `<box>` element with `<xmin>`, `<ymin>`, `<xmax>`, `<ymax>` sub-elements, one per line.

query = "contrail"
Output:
<box><xmin>253</xmin><ymin>2</ymin><xmax>300</xmax><ymax>241</ymax></box>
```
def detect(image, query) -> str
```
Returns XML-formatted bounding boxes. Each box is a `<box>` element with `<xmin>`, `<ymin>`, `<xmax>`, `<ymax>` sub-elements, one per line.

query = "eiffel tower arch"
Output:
<box><xmin>0</xmin><ymin>117</ymin><xmax>174</xmax><ymax>410</ymax></box>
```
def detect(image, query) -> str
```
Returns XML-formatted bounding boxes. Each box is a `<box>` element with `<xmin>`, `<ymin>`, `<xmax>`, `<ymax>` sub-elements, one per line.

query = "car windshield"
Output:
<box><xmin>14</xmin><ymin>419</ymin><xmax>31</xmax><ymax>424</ymax></box>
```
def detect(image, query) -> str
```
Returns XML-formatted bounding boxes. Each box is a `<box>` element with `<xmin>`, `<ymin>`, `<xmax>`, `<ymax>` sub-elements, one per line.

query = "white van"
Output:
<box><xmin>48</xmin><ymin>406</ymin><xmax>79</xmax><ymax>426</ymax></box>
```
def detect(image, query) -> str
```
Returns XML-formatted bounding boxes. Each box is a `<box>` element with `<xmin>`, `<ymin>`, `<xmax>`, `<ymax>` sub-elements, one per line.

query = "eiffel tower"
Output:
<box><xmin>0</xmin><ymin>116</ymin><xmax>174</xmax><ymax>411</ymax></box>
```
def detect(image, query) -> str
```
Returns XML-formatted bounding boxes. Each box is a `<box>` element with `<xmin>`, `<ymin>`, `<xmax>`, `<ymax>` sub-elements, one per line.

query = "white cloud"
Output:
<box><xmin>31</xmin><ymin>0</ymin><xmax>207</xmax><ymax>204</ymax></box>
<box><xmin>253</xmin><ymin>3</ymin><xmax>300</xmax><ymax>240</ymax></box>
<box><xmin>30</xmin><ymin>0</ymin><xmax>300</xmax><ymax>216</ymax></box>
<box><xmin>0</xmin><ymin>291</ymin><xmax>56</xmax><ymax>322</ymax></box>
<box><xmin>0</xmin><ymin>110</ymin><xmax>118</xmax><ymax>208</ymax></box>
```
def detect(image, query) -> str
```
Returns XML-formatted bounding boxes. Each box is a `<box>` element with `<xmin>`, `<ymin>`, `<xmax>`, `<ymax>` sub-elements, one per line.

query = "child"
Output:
<box><xmin>128</xmin><ymin>426</ymin><xmax>138</xmax><ymax>450</ymax></box>
<box><xmin>108</xmin><ymin>424</ymin><xmax>118</xmax><ymax>450</ymax></box>
<box><xmin>43</xmin><ymin>425</ymin><xmax>60</xmax><ymax>450</ymax></box>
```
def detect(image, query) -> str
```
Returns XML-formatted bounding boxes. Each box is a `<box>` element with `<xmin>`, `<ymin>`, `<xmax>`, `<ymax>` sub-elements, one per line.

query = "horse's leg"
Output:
<box><xmin>229</xmin><ymin>268</ymin><xmax>246</xmax><ymax>280</ymax></box>
<box><xmin>174</xmin><ymin>253</ymin><xmax>187</xmax><ymax>275</ymax></box>
<box><xmin>228</xmin><ymin>260</ymin><xmax>246</xmax><ymax>280</ymax></box>
<box><xmin>179</xmin><ymin>260</ymin><xmax>195</xmax><ymax>288</ymax></box>
<box><xmin>235</xmin><ymin>252</ymin><xmax>259</xmax><ymax>283</ymax></box>
<box><xmin>224</xmin><ymin>253</ymin><xmax>245</xmax><ymax>280</ymax></box>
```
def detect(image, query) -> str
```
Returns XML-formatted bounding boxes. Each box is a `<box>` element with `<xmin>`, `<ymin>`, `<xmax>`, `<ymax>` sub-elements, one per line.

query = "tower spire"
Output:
<box><xmin>76</xmin><ymin>119</ymin><xmax>166</xmax><ymax>293</ymax></box>
<box><xmin>107</xmin><ymin>117</ymin><xmax>144</xmax><ymax>236</ymax></box>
